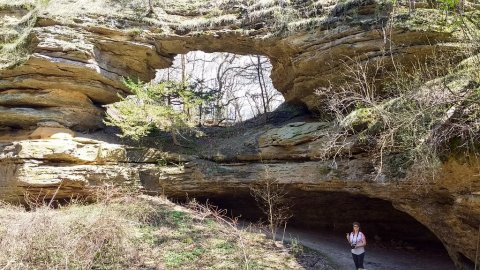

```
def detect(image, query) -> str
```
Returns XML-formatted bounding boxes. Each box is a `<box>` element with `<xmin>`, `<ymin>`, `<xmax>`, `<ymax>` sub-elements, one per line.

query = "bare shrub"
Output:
<box><xmin>0</xmin><ymin>199</ymin><xmax>140</xmax><ymax>269</ymax></box>
<box><xmin>315</xmin><ymin>50</ymin><xmax>480</xmax><ymax>188</ymax></box>
<box><xmin>250</xmin><ymin>166</ymin><xmax>292</xmax><ymax>239</ymax></box>
<box><xmin>186</xmin><ymin>199</ymin><xmax>251</xmax><ymax>267</ymax></box>
<box><xmin>0</xmin><ymin>186</ymin><xmax>166</xmax><ymax>269</ymax></box>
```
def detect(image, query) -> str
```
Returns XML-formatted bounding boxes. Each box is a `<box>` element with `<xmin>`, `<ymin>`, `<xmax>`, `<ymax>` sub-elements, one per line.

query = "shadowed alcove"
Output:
<box><xmin>193</xmin><ymin>190</ymin><xmax>451</xmax><ymax>253</ymax></box>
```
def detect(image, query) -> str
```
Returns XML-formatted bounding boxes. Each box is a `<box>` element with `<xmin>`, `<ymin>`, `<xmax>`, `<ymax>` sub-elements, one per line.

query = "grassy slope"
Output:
<box><xmin>0</xmin><ymin>193</ymin><xmax>309</xmax><ymax>269</ymax></box>
<box><xmin>1</xmin><ymin>0</ymin><xmax>398</xmax><ymax>35</ymax></box>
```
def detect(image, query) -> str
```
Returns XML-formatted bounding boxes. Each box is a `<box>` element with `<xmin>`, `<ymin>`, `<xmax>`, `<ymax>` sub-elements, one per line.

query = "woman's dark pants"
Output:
<box><xmin>352</xmin><ymin>252</ymin><xmax>365</xmax><ymax>269</ymax></box>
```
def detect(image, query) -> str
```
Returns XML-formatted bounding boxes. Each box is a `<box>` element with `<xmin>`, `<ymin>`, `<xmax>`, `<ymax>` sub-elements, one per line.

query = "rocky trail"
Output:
<box><xmin>283</xmin><ymin>227</ymin><xmax>455</xmax><ymax>270</ymax></box>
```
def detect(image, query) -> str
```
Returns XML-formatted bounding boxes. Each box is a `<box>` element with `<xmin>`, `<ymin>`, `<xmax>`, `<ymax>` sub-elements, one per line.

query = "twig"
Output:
<box><xmin>187</xmin><ymin>201</ymin><xmax>250</xmax><ymax>268</ymax></box>
<box><xmin>47</xmin><ymin>182</ymin><xmax>62</xmax><ymax>208</ymax></box>
<box><xmin>281</xmin><ymin>221</ymin><xmax>287</xmax><ymax>243</ymax></box>
<box><xmin>475</xmin><ymin>224</ymin><xmax>479</xmax><ymax>270</ymax></box>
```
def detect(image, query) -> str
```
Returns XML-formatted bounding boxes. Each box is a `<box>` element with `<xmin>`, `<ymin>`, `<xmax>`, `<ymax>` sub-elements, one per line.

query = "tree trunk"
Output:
<box><xmin>256</xmin><ymin>55</ymin><xmax>268</xmax><ymax>114</ymax></box>
<box><xmin>146</xmin><ymin>0</ymin><xmax>155</xmax><ymax>17</ymax></box>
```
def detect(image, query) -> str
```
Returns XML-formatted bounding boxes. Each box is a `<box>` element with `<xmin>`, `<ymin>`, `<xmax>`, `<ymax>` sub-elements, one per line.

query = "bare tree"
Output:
<box><xmin>250</xmin><ymin>167</ymin><xmax>292</xmax><ymax>239</ymax></box>
<box><xmin>244</xmin><ymin>55</ymin><xmax>282</xmax><ymax>115</ymax></box>
<box><xmin>155</xmin><ymin>51</ymin><xmax>284</xmax><ymax>125</ymax></box>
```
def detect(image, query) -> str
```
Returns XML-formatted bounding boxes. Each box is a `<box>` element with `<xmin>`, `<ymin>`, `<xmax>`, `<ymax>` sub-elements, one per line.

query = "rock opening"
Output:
<box><xmin>154</xmin><ymin>51</ymin><xmax>284</xmax><ymax>124</ymax></box>
<box><xmin>194</xmin><ymin>190</ymin><xmax>452</xmax><ymax>254</ymax></box>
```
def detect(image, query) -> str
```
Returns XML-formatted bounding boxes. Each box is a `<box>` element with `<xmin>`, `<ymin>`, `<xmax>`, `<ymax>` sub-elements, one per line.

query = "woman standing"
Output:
<box><xmin>346</xmin><ymin>222</ymin><xmax>367</xmax><ymax>270</ymax></box>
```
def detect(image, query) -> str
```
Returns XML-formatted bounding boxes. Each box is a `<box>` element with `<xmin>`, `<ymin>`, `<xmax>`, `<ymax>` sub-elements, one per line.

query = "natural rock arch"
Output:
<box><xmin>0</xmin><ymin>1</ymin><xmax>477</xmax><ymax>269</ymax></box>
<box><xmin>0</xmin><ymin>0</ymin><xmax>461</xmax><ymax>130</ymax></box>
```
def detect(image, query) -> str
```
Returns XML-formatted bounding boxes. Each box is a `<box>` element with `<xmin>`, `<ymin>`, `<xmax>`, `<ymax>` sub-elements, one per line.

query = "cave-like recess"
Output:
<box><xmin>194</xmin><ymin>191</ymin><xmax>449</xmax><ymax>251</ymax></box>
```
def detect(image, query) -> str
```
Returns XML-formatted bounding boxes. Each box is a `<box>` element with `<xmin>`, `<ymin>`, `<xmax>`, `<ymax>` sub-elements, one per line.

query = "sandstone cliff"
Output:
<box><xmin>0</xmin><ymin>0</ymin><xmax>466</xmax><ymax>130</ymax></box>
<box><xmin>0</xmin><ymin>0</ymin><xmax>479</xmax><ymax>269</ymax></box>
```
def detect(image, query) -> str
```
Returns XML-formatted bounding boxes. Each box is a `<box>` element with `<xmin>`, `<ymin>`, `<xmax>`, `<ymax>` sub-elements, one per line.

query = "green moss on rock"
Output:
<box><xmin>340</xmin><ymin>107</ymin><xmax>380</xmax><ymax>132</ymax></box>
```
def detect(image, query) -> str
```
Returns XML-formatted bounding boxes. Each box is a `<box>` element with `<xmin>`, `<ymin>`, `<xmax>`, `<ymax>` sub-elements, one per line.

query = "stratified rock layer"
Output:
<box><xmin>0</xmin><ymin>0</ymin><xmax>465</xmax><ymax>130</ymax></box>
<box><xmin>0</xmin><ymin>119</ymin><xmax>478</xmax><ymax>269</ymax></box>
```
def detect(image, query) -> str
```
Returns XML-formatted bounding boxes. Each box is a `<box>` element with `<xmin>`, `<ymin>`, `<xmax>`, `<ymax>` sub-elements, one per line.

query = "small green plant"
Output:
<box><xmin>290</xmin><ymin>238</ymin><xmax>304</xmax><ymax>257</ymax></box>
<box><xmin>437</xmin><ymin>0</ymin><xmax>460</xmax><ymax>12</ymax></box>
<box><xmin>169</xmin><ymin>210</ymin><xmax>189</xmax><ymax>226</ymax></box>
<box><xmin>246</xmin><ymin>260</ymin><xmax>260</xmax><ymax>269</ymax></box>
<box><xmin>163</xmin><ymin>248</ymin><xmax>204</xmax><ymax>268</ymax></box>
<box><xmin>105</xmin><ymin>78</ymin><xmax>205</xmax><ymax>144</ymax></box>
<box><xmin>215</xmin><ymin>240</ymin><xmax>236</xmax><ymax>253</ymax></box>
<box><xmin>157</xmin><ymin>154</ymin><xmax>169</xmax><ymax>166</ymax></box>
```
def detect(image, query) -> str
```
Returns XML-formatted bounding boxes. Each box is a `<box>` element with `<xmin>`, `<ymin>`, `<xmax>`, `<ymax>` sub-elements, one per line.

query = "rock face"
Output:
<box><xmin>0</xmin><ymin>0</ymin><xmax>465</xmax><ymax>130</ymax></box>
<box><xmin>0</xmin><ymin>134</ymin><xmax>190</xmax><ymax>201</ymax></box>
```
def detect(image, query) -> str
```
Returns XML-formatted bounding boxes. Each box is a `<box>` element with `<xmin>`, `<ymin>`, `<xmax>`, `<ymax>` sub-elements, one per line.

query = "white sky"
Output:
<box><xmin>155</xmin><ymin>51</ymin><xmax>284</xmax><ymax>122</ymax></box>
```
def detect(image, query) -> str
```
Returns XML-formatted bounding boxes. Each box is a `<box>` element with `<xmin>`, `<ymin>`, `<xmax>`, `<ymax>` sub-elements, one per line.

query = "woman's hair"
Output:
<box><xmin>353</xmin><ymin>222</ymin><xmax>360</xmax><ymax>227</ymax></box>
